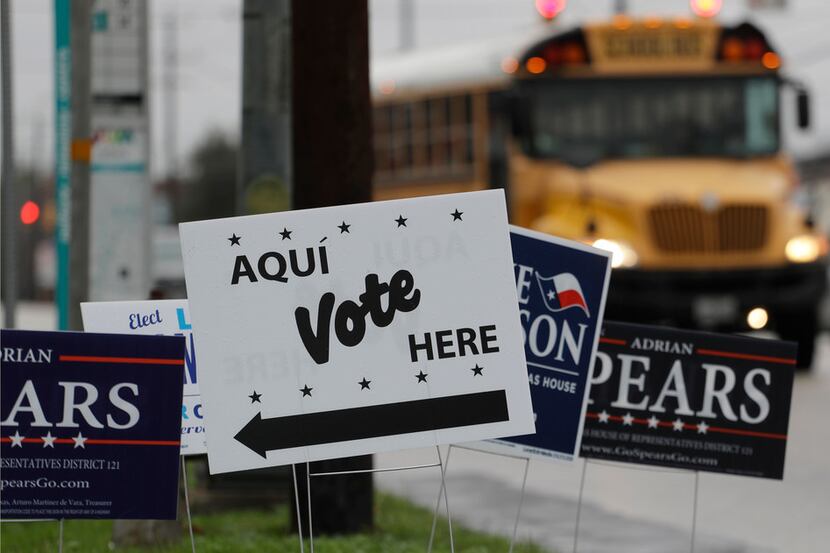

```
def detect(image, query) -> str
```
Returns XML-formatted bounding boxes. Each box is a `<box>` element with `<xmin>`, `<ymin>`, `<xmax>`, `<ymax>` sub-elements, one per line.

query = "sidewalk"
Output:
<box><xmin>376</xmin><ymin>448</ymin><xmax>772</xmax><ymax>553</ymax></box>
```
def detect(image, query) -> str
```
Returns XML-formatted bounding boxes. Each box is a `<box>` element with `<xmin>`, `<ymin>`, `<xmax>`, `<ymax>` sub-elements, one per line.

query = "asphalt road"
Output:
<box><xmin>377</xmin><ymin>334</ymin><xmax>830</xmax><ymax>553</ymax></box>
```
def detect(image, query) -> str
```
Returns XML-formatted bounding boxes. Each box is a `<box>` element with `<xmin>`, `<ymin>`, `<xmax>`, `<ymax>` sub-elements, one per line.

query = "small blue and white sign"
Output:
<box><xmin>476</xmin><ymin>226</ymin><xmax>611</xmax><ymax>461</ymax></box>
<box><xmin>82</xmin><ymin>300</ymin><xmax>205</xmax><ymax>455</ymax></box>
<box><xmin>0</xmin><ymin>329</ymin><xmax>184</xmax><ymax>519</ymax></box>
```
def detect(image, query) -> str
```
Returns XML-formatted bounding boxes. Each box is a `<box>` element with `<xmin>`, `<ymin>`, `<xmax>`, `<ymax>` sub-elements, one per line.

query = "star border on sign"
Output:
<box><xmin>471</xmin><ymin>364</ymin><xmax>484</xmax><ymax>376</ymax></box>
<box><xmin>622</xmin><ymin>412</ymin><xmax>634</xmax><ymax>426</ymax></box>
<box><xmin>249</xmin><ymin>390</ymin><xmax>262</xmax><ymax>403</ymax></box>
<box><xmin>338</xmin><ymin>221</ymin><xmax>351</xmax><ymax>234</ymax></box>
<box><xmin>395</xmin><ymin>215</ymin><xmax>408</xmax><ymax>228</ymax></box>
<box><xmin>228</xmin><ymin>233</ymin><xmax>241</xmax><ymax>246</ymax></box>
<box><xmin>42</xmin><ymin>431</ymin><xmax>57</xmax><ymax>448</ymax></box>
<box><xmin>9</xmin><ymin>430</ymin><xmax>24</xmax><ymax>448</ymax></box>
<box><xmin>451</xmin><ymin>209</ymin><xmax>463</xmax><ymax>221</ymax></box>
<box><xmin>647</xmin><ymin>415</ymin><xmax>660</xmax><ymax>429</ymax></box>
<box><xmin>696</xmin><ymin>421</ymin><xmax>709</xmax><ymax>435</ymax></box>
<box><xmin>415</xmin><ymin>370</ymin><xmax>428</xmax><ymax>383</ymax></box>
<box><xmin>72</xmin><ymin>432</ymin><xmax>87</xmax><ymax>449</ymax></box>
<box><xmin>359</xmin><ymin>377</ymin><xmax>371</xmax><ymax>390</ymax></box>
<box><xmin>597</xmin><ymin>410</ymin><xmax>610</xmax><ymax>423</ymax></box>
<box><xmin>300</xmin><ymin>384</ymin><xmax>313</xmax><ymax>397</ymax></box>
<box><xmin>672</xmin><ymin>418</ymin><xmax>685</xmax><ymax>432</ymax></box>
<box><xmin>279</xmin><ymin>228</ymin><xmax>292</xmax><ymax>240</ymax></box>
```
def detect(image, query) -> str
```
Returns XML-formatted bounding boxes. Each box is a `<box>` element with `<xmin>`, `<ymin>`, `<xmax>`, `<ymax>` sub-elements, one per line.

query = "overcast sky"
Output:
<box><xmin>5</xmin><ymin>0</ymin><xmax>830</xmax><ymax>176</ymax></box>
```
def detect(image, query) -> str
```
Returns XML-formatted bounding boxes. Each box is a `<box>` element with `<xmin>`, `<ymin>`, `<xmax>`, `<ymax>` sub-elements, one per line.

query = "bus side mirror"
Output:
<box><xmin>797</xmin><ymin>89</ymin><xmax>810</xmax><ymax>129</ymax></box>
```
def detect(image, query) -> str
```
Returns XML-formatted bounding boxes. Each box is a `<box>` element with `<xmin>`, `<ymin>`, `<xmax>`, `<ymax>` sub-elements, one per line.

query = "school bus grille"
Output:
<box><xmin>649</xmin><ymin>203</ymin><xmax>768</xmax><ymax>253</ymax></box>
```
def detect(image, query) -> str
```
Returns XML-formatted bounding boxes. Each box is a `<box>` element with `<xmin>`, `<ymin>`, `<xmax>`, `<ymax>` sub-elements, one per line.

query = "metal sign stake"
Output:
<box><xmin>508</xmin><ymin>457</ymin><xmax>531</xmax><ymax>553</ymax></box>
<box><xmin>297</xmin><ymin>449</ymin><xmax>454</xmax><ymax>553</ymax></box>
<box><xmin>291</xmin><ymin>465</ymin><xmax>306</xmax><ymax>553</ymax></box>
<box><xmin>181</xmin><ymin>457</ymin><xmax>196</xmax><ymax>553</ymax></box>
<box><xmin>58</xmin><ymin>519</ymin><xmax>64</xmax><ymax>553</ymax></box>
<box><xmin>690</xmin><ymin>471</ymin><xmax>700</xmax><ymax>553</ymax></box>
<box><xmin>572</xmin><ymin>459</ymin><xmax>588</xmax><ymax>553</ymax></box>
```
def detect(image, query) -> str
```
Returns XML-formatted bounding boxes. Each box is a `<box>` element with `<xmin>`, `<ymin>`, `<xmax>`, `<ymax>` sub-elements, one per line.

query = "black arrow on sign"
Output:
<box><xmin>234</xmin><ymin>390</ymin><xmax>509</xmax><ymax>458</ymax></box>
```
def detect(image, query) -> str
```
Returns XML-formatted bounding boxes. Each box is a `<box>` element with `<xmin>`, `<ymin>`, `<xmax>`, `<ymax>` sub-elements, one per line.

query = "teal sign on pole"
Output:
<box><xmin>54</xmin><ymin>0</ymin><xmax>71</xmax><ymax>329</ymax></box>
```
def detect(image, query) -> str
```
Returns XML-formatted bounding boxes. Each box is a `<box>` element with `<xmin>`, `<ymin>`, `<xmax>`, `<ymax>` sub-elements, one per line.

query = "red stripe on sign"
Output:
<box><xmin>695</xmin><ymin>349</ymin><xmax>796</xmax><ymax>366</ymax></box>
<box><xmin>707</xmin><ymin>427</ymin><xmax>788</xmax><ymax>440</ymax></box>
<box><xmin>1</xmin><ymin>438</ymin><xmax>180</xmax><ymax>446</ymax></box>
<box><xmin>60</xmin><ymin>355</ymin><xmax>183</xmax><ymax>366</ymax></box>
<box><xmin>599</xmin><ymin>337</ymin><xmax>627</xmax><ymax>346</ymax></box>
<box><xmin>86</xmin><ymin>439</ymin><xmax>180</xmax><ymax>446</ymax></box>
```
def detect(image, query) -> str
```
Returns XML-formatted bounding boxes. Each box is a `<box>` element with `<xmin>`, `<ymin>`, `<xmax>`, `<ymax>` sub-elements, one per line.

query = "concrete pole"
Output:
<box><xmin>1</xmin><ymin>0</ymin><xmax>17</xmax><ymax>328</ymax></box>
<box><xmin>68</xmin><ymin>0</ymin><xmax>92</xmax><ymax>330</ymax></box>
<box><xmin>237</xmin><ymin>0</ymin><xmax>292</xmax><ymax>215</ymax></box>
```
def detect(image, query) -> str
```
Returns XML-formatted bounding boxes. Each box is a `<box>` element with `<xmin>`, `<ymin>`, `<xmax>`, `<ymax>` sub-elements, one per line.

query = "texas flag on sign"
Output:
<box><xmin>535</xmin><ymin>272</ymin><xmax>590</xmax><ymax>317</ymax></box>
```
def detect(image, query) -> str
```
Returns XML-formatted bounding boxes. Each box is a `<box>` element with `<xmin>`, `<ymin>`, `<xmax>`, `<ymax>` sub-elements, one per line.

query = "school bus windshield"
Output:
<box><xmin>522</xmin><ymin>76</ymin><xmax>779</xmax><ymax>160</ymax></box>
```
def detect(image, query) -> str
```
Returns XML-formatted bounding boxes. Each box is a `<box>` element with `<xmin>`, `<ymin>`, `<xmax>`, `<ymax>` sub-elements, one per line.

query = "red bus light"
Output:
<box><xmin>535</xmin><ymin>0</ymin><xmax>566</xmax><ymax>21</ymax></box>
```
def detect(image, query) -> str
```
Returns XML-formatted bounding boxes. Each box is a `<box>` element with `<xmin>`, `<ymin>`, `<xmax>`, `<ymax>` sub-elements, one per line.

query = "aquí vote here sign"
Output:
<box><xmin>0</xmin><ymin>329</ymin><xmax>184</xmax><ymax>519</ymax></box>
<box><xmin>179</xmin><ymin>190</ymin><xmax>535</xmax><ymax>473</ymax></box>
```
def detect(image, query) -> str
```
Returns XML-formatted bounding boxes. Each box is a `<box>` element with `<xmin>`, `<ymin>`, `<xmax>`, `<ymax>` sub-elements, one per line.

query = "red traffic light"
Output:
<box><xmin>20</xmin><ymin>200</ymin><xmax>40</xmax><ymax>225</ymax></box>
<box><xmin>535</xmin><ymin>0</ymin><xmax>566</xmax><ymax>21</ymax></box>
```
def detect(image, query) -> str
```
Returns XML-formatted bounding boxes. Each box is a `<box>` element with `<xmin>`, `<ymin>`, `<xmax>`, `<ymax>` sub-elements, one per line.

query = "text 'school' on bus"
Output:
<box><xmin>371</xmin><ymin>15</ymin><xmax>826</xmax><ymax>369</ymax></box>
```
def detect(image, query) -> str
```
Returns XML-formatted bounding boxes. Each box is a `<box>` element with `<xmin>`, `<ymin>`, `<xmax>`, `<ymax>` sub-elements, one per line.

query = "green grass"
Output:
<box><xmin>1</xmin><ymin>493</ymin><xmax>547</xmax><ymax>553</ymax></box>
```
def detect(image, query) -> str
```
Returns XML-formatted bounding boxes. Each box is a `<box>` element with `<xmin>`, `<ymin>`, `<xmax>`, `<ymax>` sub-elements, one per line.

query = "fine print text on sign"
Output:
<box><xmin>581</xmin><ymin>322</ymin><xmax>796</xmax><ymax>479</ymax></box>
<box><xmin>82</xmin><ymin>300</ymin><xmax>205</xmax><ymax>455</ymax></box>
<box><xmin>476</xmin><ymin>226</ymin><xmax>611</xmax><ymax>461</ymax></box>
<box><xmin>0</xmin><ymin>330</ymin><xmax>184</xmax><ymax>519</ymax></box>
<box><xmin>179</xmin><ymin>190</ymin><xmax>535</xmax><ymax>473</ymax></box>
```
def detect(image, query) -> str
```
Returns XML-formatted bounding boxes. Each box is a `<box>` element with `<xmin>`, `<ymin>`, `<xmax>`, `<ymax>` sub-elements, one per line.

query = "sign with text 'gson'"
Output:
<box><xmin>179</xmin><ymin>190</ymin><xmax>535</xmax><ymax>473</ymax></box>
<box><xmin>82</xmin><ymin>300</ymin><xmax>205</xmax><ymax>455</ymax></box>
<box><xmin>0</xmin><ymin>329</ymin><xmax>184</xmax><ymax>519</ymax></box>
<box><xmin>476</xmin><ymin>227</ymin><xmax>611</xmax><ymax>461</ymax></box>
<box><xmin>581</xmin><ymin>322</ymin><xmax>796</xmax><ymax>479</ymax></box>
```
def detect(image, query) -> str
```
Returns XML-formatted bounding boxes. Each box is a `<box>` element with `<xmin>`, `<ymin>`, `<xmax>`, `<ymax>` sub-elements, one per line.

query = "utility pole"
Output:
<box><xmin>614</xmin><ymin>0</ymin><xmax>628</xmax><ymax>14</ymax></box>
<box><xmin>237</xmin><ymin>0</ymin><xmax>292</xmax><ymax>215</ymax></box>
<box><xmin>1</xmin><ymin>0</ymin><xmax>17</xmax><ymax>328</ymax></box>
<box><xmin>291</xmin><ymin>0</ymin><xmax>374</xmax><ymax>535</ymax></box>
<box><xmin>68</xmin><ymin>0</ymin><xmax>92</xmax><ymax>331</ymax></box>
<box><xmin>163</xmin><ymin>10</ymin><xmax>178</xmax><ymax>181</ymax></box>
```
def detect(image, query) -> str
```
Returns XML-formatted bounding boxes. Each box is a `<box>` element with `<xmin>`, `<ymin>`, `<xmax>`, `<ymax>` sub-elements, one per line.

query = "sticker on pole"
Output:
<box><xmin>179</xmin><ymin>190</ymin><xmax>534</xmax><ymax>473</ymax></box>
<box><xmin>0</xmin><ymin>329</ymin><xmax>184</xmax><ymax>519</ymax></box>
<box><xmin>474</xmin><ymin>226</ymin><xmax>611</xmax><ymax>461</ymax></box>
<box><xmin>81</xmin><ymin>300</ymin><xmax>205</xmax><ymax>455</ymax></box>
<box><xmin>582</xmin><ymin>322</ymin><xmax>796</xmax><ymax>479</ymax></box>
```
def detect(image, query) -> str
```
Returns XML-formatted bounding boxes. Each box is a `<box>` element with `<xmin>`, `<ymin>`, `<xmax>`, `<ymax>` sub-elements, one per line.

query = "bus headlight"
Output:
<box><xmin>785</xmin><ymin>234</ymin><xmax>826</xmax><ymax>263</ymax></box>
<box><xmin>592</xmin><ymin>239</ymin><xmax>639</xmax><ymax>268</ymax></box>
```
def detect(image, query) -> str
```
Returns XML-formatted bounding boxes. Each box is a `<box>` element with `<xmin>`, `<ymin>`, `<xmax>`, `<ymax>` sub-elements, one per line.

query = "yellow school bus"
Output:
<box><xmin>372</xmin><ymin>16</ymin><xmax>826</xmax><ymax>367</ymax></box>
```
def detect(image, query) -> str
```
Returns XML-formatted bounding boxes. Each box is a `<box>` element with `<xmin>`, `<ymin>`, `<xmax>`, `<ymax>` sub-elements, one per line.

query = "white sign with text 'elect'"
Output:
<box><xmin>179</xmin><ymin>190</ymin><xmax>534</xmax><ymax>473</ymax></box>
<box><xmin>81</xmin><ymin>300</ymin><xmax>205</xmax><ymax>455</ymax></box>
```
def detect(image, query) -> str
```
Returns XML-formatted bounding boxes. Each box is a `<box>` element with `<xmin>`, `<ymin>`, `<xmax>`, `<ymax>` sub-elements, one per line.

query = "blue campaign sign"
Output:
<box><xmin>479</xmin><ymin>226</ymin><xmax>611</xmax><ymax>461</ymax></box>
<box><xmin>0</xmin><ymin>329</ymin><xmax>184</xmax><ymax>519</ymax></box>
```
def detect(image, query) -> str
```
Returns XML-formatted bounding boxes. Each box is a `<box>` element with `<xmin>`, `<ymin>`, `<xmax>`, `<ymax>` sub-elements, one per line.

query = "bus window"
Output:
<box><xmin>745</xmin><ymin>78</ymin><xmax>777</xmax><ymax>154</ymax></box>
<box><xmin>523</xmin><ymin>76</ymin><xmax>779</xmax><ymax>159</ymax></box>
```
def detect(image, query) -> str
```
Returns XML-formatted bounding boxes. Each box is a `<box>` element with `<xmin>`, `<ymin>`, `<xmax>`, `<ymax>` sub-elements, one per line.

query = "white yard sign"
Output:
<box><xmin>81</xmin><ymin>300</ymin><xmax>205</xmax><ymax>455</ymax></box>
<box><xmin>179</xmin><ymin>190</ymin><xmax>535</xmax><ymax>473</ymax></box>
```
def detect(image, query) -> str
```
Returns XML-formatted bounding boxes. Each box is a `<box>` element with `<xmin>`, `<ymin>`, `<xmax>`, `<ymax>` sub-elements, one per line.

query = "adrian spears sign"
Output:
<box><xmin>0</xmin><ymin>329</ymin><xmax>184</xmax><ymax>519</ymax></box>
<box><xmin>179</xmin><ymin>190</ymin><xmax>535</xmax><ymax>473</ymax></box>
<box><xmin>581</xmin><ymin>322</ymin><xmax>795</xmax><ymax>479</ymax></box>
